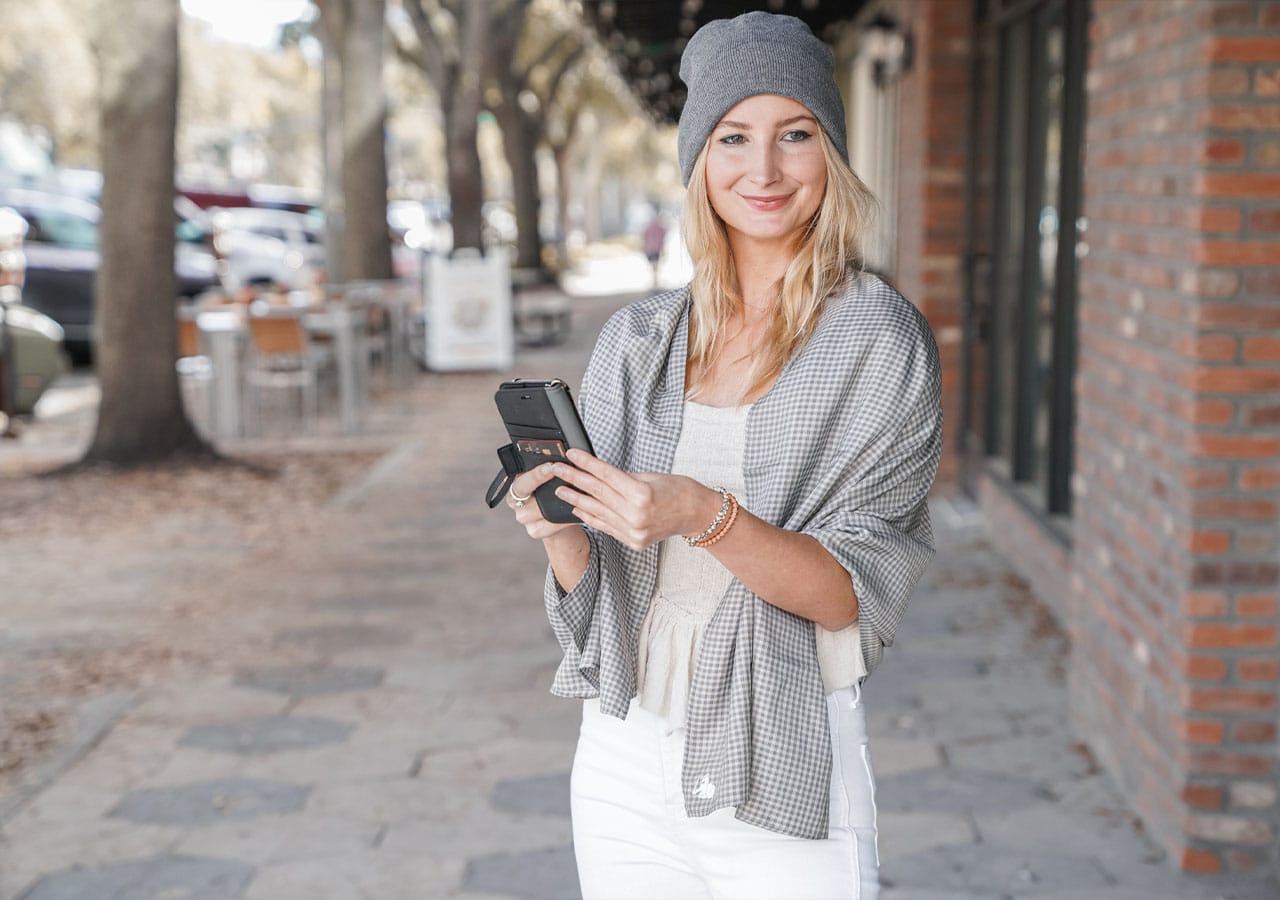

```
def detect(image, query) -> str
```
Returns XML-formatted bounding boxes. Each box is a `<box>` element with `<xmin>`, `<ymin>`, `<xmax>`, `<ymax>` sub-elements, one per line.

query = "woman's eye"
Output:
<box><xmin>782</xmin><ymin>130</ymin><xmax>813</xmax><ymax>143</ymax></box>
<box><xmin>718</xmin><ymin>134</ymin><xmax>746</xmax><ymax>145</ymax></box>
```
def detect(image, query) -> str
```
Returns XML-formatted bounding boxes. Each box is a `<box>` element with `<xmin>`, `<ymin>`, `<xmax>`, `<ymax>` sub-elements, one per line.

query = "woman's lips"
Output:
<box><xmin>741</xmin><ymin>194</ymin><xmax>791</xmax><ymax>211</ymax></box>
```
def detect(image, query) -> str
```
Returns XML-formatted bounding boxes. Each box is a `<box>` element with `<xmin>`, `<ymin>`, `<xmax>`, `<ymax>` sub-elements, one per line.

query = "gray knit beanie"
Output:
<box><xmin>677</xmin><ymin>11</ymin><xmax>848</xmax><ymax>186</ymax></box>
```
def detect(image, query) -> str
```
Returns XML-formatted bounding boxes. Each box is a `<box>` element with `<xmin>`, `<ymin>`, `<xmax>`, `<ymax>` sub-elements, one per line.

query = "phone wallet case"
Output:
<box><xmin>487</xmin><ymin>379</ymin><xmax>594</xmax><ymax>524</ymax></box>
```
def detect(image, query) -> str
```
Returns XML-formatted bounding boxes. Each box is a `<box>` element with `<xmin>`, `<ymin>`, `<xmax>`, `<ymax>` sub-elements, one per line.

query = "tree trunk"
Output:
<box><xmin>553</xmin><ymin>141</ymin><xmax>573</xmax><ymax>270</ymax></box>
<box><xmin>83</xmin><ymin>0</ymin><xmax>209</xmax><ymax>465</ymax></box>
<box><xmin>338</xmin><ymin>0</ymin><xmax>392</xmax><ymax>280</ymax></box>
<box><xmin>319</xmin><ymin>1</ymin><xmax>345</xmax><ymax>284</ymax></box>
<box><xmin>496</xmin><ymin>101</ymin><xmax>543</xmax><ymax>270</ymax></box>
<box><xmin>446</xmin><ymin>88</ymin><xmax>485</xmax><ymax>252</ymax></box>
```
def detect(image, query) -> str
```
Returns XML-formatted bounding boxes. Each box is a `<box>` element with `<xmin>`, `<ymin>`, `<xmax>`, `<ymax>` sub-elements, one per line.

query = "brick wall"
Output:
<box><xmin>1073</xmin><ymin>0</ymin><xmax>1280</xmax><ymax>876</ymax></box>
<box><xmin>893</xmin><ymin>0</ymin><xmax>970</xmax><ymax>490</ymax></box>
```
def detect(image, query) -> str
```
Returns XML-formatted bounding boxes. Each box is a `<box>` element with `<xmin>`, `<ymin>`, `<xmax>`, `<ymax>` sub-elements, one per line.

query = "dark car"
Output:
<box><xmin>0</xmin><ymin>189</ymin><xmax>220</xmax><ymax>361</ymax></box>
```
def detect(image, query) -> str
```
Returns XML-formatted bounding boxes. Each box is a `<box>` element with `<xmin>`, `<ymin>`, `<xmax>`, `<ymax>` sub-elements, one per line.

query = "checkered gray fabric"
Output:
<box><xmin>543</xmin><ymin>272</ymin><xmax>943</xmax><ymax>839</ymax></box>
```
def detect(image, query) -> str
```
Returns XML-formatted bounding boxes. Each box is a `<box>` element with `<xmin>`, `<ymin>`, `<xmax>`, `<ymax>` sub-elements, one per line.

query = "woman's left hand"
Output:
<box><xmin>551</xmin><ymin>449</ymin><xmax>720</xmax><ymax>551</ymax></box>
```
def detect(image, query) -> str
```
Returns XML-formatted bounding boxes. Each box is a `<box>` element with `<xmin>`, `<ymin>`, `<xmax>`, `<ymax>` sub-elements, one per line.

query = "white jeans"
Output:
<box><xmin>571</xmin><ymin>685</ymin><xmax>879</xmax><ymax>900</ymax></box>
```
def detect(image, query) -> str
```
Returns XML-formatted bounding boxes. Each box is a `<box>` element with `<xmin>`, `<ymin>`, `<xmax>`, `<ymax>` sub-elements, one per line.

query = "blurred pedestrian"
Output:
<box><xmin>642</xmin><ymin>209</ymin><xmax>667</xmax><ymax>288</ymax></box>
<box><xmin>505</xmin><ymin>11</ymin><xmax>942</xmax><ymax>899</ymax></box>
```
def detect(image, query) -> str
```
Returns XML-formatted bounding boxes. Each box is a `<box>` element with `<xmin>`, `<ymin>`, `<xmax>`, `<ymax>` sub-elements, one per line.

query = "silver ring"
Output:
<box><xmin>509</xmin><ymin>486</ymin><xmax>532</xmax><ymax>508</ymax></box>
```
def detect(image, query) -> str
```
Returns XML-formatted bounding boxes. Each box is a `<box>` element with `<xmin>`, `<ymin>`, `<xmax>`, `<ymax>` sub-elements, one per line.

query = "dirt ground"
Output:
<box><xmin>0</xmin><ymin>445</ymin><xmax>384</xmax><ymax>801</ymax></box>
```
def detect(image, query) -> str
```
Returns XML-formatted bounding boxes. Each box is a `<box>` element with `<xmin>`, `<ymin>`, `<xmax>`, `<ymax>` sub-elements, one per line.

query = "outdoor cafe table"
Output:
<box><xmin>193</xmin><ymin>303</ymin><xmax>368</xmax><ymax>439</ymax></box>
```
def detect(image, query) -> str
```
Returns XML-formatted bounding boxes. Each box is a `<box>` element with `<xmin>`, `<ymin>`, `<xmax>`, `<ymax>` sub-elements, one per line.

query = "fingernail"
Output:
<box><xmin>541</xmin><ymin>463</ymin><xmax>554</xmax><ymax>474</ymax></box>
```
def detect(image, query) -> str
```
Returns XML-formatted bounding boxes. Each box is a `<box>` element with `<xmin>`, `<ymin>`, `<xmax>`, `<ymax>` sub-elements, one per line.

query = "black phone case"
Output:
<box><xmin>494</xmin><ymin>379</ymin><xmax>594</xmax><ymax>524</ymax></box>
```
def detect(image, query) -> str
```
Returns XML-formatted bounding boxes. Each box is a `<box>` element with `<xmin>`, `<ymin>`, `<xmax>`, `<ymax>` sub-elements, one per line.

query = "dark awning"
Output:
<box><xmin>583</xmin><ymin>1</ymin><xmax>870</xmax><ymax>123</ymax></box>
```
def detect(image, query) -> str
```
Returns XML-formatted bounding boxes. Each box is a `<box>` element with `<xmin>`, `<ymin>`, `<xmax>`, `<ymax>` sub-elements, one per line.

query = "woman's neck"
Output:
<box><xmin>729</xmin><ymin>234</ymin><xmax>798</xmax><ymax>315</ymax></box>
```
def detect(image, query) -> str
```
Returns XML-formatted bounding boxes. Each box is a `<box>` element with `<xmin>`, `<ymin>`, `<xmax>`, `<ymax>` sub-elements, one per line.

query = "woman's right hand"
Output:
<box><xmin>507</xmin><ymin>463</ymin><xmax>579</xmax><ymax>541</ymax></box>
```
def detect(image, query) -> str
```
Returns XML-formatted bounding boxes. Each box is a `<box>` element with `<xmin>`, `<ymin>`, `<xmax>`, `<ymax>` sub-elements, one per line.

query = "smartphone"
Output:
<box><xmin>494</xmin><ymin>379</ymin><xmax>594</xmax><ymax>524</ymax></box>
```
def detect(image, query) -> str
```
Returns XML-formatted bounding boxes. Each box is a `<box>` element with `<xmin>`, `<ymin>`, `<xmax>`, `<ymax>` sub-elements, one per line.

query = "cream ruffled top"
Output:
<box><xmin>635</xmin><ymin>400</ymin><xmax>866</xmax><ymax>728</ymax></box>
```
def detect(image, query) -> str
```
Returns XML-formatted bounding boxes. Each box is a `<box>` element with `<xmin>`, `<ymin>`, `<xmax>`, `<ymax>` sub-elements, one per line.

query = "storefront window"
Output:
<box><xmin>964</xmin><ymin>0</ymin><xmax>1087</xmax><ymax>519</ymax></box>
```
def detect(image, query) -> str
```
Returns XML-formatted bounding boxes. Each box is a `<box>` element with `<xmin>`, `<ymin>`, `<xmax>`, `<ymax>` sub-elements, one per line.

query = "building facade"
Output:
<box><xmin>856</xmin><ymin>0</ymin><xmax>1280</xmax><ymax>877</ymax></box>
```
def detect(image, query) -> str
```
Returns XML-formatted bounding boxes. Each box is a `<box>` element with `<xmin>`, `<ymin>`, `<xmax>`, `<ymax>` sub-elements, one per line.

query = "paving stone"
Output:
<box><xmin>16</xmin><ymin>855</ymin><xmax>254</xmax><ymax>900</ymax></box>
<box><xmin>945</xmin><ymin>734</ymin><xmax>1096</xmax><ymax>782</ymax></box>
<box><xmin>877</xmin><ymin>811</ymin><xmax>977</xmax><ymax>864</ymax></box>
<box><xmin>884</xmin><ymin>844</ymin><xmax>1112</xmax><ymax>895</ymax></box>
<box><xmin>865</xmin><ymin>738</ymin><xmax>944</xmax><ymax>779</ymax></box>
<box><xmin>306</xmin><ymin>777</ymin><xmax>475</xmax><ymax>824</ymax></box>
<box><xmin>463</xmin><ymin>845</ymin><xmax>580</xmax><ymax>900</ymax></box>
<box><xmin>379</xmin><ymin>806</ymin><xmax>572</xmax><ymax>860</ymax></box>
<box><xmin>1</xmin><ymin>820</ymin><xmax>182</xmax><ymax>899</ymax></box>
<box><xmin>174</xmin><ymin>813</ymin><xmax>381</xmax><ymax>866</ymax></box>
<box><xmin>271</xmin><ymin>623</ymin><xmax>410</xmax><ymax>653</ymax></box>
<box><xmin>233</xmin><ymin>666</ymin><xmax>385</xmax><ymax>696</ymax></box>
<box><xmin>109</xmin><ymin>777</ymin><xmax>309</xmax><ymax>826</ymax></box>
<box><xmin>243</xmin><ymin>853</ymin><xmax>466</xmax><ymax>900</ymax></box>
<box><xmin>126</xmin><ymin>682</ymin><xmax>289</xmax><ymax>726</ymax></box>
<box><xmin>412</xmin><ymin>736</ymin><xmax>575</xmax><ymax>786</ymax></box>
<box><xmin>178</xmin><ymin>717</ymin><xmax>354</xmax><ymax>754</ymax></box>
<box><xmin>234</xmin><ymin>736</ymin><xmax>418</xmax><ymax>784</ymax></box>
<box><xmin>876</xmin><ymin>767</ymin><xmax>1047</xmax><ymax>815</ymax></box>
<box><xmin>491</xmin><ymin>772</ymin><xmax>571</xmax><ymax>819</ymax></box>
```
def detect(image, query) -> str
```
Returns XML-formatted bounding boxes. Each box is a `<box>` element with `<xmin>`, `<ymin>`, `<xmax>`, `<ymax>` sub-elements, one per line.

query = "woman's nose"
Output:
<box><xmin>746</xmin><ymin>143</ymin><xmax>781</xmax><ymax>185</ymax></box>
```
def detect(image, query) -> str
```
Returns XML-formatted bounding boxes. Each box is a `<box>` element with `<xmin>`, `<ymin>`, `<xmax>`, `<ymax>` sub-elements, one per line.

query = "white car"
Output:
<box><xmin>209</xmin><ymin>207</ymin><xmax>327</xmax><ymax>291</ymax></box>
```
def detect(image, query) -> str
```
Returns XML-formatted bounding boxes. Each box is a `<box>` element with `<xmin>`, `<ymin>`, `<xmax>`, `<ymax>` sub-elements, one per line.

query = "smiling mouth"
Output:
<box><xmin>741</xmin><ymin>194</ymin><xmax>792</xmax><ymax>211</ymax></box>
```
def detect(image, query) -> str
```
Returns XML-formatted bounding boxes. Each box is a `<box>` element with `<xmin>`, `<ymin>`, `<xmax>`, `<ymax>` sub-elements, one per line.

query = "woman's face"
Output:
<box><xmin>704</xmin><ymin>93</ymin><xmax>827</xmax><ymax>252</ymax></box>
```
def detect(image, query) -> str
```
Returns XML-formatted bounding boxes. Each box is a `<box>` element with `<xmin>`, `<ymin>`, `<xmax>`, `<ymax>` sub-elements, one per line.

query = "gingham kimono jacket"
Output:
<box><xmin>543</xmin><ymin>271</ymin><xmax>943</xmax><ymax>839</ymax></box>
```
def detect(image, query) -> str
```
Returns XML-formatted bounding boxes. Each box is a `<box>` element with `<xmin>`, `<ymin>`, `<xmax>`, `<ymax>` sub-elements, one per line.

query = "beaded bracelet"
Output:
<box><xmin>692</xmin><ymin>492</ymin><xmax>739</xmax><ymax>548</ymax></box>
<box><xmin>683</xmin><ymin>487</ymin><xmax>731</xmax><ymax>546</ymax></box>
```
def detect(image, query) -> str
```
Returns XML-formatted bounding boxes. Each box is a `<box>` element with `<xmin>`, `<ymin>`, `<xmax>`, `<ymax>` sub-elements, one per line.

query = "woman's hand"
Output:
<box><xmin>506</xmin><ymin>463</ymin><xmax>580</xmax><ymax>541</ymax></box>
<box><xmin>550</xmin><ymin>449</ymin><xmax>722</xmax><ymax>551</ymax></box>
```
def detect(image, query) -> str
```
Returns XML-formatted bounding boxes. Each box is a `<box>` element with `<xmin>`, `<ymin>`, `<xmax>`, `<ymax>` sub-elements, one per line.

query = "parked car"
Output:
<box><xmin>209</xmin><ymin>206</ymin><xmax>326</xmax><ymax>291</ymax></box>
<box><xmin>0</xmin><ymin>189</ymin><xmax>220</xmax><ymax>361</ymax></box>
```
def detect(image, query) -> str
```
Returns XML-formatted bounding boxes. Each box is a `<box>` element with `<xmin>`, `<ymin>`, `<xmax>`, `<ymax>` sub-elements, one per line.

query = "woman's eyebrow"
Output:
<box><xmin>714</xmin><ymin>115</ymin><xmax>818</xmax><ymax>130</ymax></box>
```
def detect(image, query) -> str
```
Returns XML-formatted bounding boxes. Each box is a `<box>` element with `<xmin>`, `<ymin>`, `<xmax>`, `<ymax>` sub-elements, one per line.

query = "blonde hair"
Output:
<box><xmin>682</xmin><ymin>130</ymin><xmax>878</xmax><ymax>402</ymax></box>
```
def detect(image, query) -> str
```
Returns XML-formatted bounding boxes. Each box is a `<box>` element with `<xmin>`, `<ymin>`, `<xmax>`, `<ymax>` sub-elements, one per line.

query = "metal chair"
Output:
<box><xmin>243</xmin><ymin>309</ymin><xmax>321</xmax><ymax>435</ymax></box>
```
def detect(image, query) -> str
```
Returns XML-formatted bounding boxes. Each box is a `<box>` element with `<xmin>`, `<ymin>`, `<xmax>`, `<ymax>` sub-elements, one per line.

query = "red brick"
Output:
<box><xmin>1264</xmin><ymin>3</ymin><xmax>1280</xmax><ymax>29</ymax></box>
<box><xmin>1249</xmin><ymin>208</ymin><xmax>1280</xmax><ymax>232</ymax></box>
<box><xmin>1256</xmin><ymin>140</ymin><xmax>1280</xmax><ymax>168</ymax></box>
<box><xmin>1195</xmin><ymin>173</ymin><xmax>1280</xmax><ymax>197</ymax></box>
<box><xmin>1236</xmin><ymin>594</ymin><xmax>1279</xmax><ymax>618</ymax></box>
<box><xmin>1189</xmin><ymin>531</ymin><xmax>1231</xmax><ymax>554</ymax></box>
<box><xmin>1243</xmin><ymin>270</ymin><xmax>1280</xmax><ymax>296</ymax></box>
<box><xmin>1181</xmin><ymin>847</ymin><xmax>1223</xmax><ymax>874</ymax></box>
<box><xmin>1196</xmin><ymin>302</ymin><xmax>1280</xmax><ymax>328</ymax></box>
<box><xmin>1242</xmin><ymin>336</ymin><xmax>1280</xmax><ymax>360</ymax></box>
<box><xmin>1184</xmin><ymin>465</ymin><xmax>1233</xmax><ymax>489</ymax></box>
<box><xmin>1239</xmin><ymin>466</ymin><xmax>1280</xmax><ymax>489</ymax></box>
<box><xmin>1184</xmin><ymin>368</ymin><xmax>1280</xmax><ymax>393</ymax></box>
<box><xmin>1180</xmin><ymin>334</ymin><xmax>1238</xmax><ymax>361</ymax></box>
<box><xmin>1190</xmin><ymin>433</ymin><xmax>1280</xmax><ymax>457</ymax></box>
<box><xmin>1197</xmin><ymin>1</ymin><xmax>1256</xmax><ymax>28</ymax></box>
<box><xmin>1184</xmin><ymin>592</ymin><xmax>1229</xmax><ymax>617</ymax></box>
<box><xmin>1246</xmin><ymin>405</ymin><xmax>1280</xmax><ymax>427</ymax></box>
<box><xmin>1182</xmin><ymin>784</ymin><xmax>1225</xmax><ymax>809</ymax></box>
<box><xmin>1192</xmin><ymin>561</ymin><xmax>1280</xmax><ymax>588</ymax></box>
<box><xmin>1183</xmin><ymin>623</ymin><xmax>1278</xmax><ymax>650</ymax></box>
<box><xmin>1202</xmin><ymin>35</ymin><xmax>1280</xmax><ymax>64</ymax></box>
<box><xmin>1237</xmin><ymin>657</ymin><xmax>1280</xmax><ymax>681</ymax></box>
<box><xmin>1232</xmin><ymin>720</ymin><xmax>1279</xmax><ymax>744</ymax></box>
<box><xmin>1189</xmin><ymin>750</ymin><xmax>1275</xmax><ymax>776</ymax></box>
<box><xmin>1195</xmin><ymin>240</ymin><xmax>1280</xmax><ymax>266</ymax></box>
<box><xmin>1255</xmin><ymin>68</ymin><xmax>1280</xmax><ymax>97</ymax></box>
<box><xmin>1192</xmin><ymin>399</ymin><xmax>1236</xmax><ymax>425</ymax></box>
<box><xmin>1185</xmin><ymin>654</ymin><xmax>1229</xmax><ymax>680</ymax></box>
<box><xmin>1202</xmin><ymin>106</ymin><xmax>1280</xmax><ymax>130</ymax></box>
<box><xmin>1204</xmin><ymin>138</ymin><xmax>1246</xmax><ymax>165</ymax></box>
<box><xmin>1192</xmin><ymin>497</ymin><xmax>1278</xmax><ymax>520</ymax></box>
<box><xmin>1176</xmin><ymin>717</ymin><xmax>1226</xmax><ymax>744</ymax></box>
<box><xmin>1227</xmin><ymin>850</ymin><xmax>1264</xmax><ymax>874</ymax></box>
<box><xmin>1186</xmin><ymin>686</ymin><xmax>1277</xmax><ymax>711</ymax></box>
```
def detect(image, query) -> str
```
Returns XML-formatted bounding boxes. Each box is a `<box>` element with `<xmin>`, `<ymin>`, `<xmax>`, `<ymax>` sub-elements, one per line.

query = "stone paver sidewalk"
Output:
<box><xmin>2</xmin><ymin>288</ymin><xmax>1276</xmax><ymax>899</ymax></box>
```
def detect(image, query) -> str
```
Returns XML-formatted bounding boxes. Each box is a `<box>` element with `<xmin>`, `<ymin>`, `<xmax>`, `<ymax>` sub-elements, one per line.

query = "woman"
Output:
<box><xmin>505</xmin><ymin>12</ymin><xmax>942</xmax><ymax>899</ymax></box>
